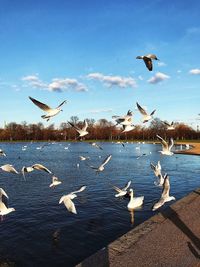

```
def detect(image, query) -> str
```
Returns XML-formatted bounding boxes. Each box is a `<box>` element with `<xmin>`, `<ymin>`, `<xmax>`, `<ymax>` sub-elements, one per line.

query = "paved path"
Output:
<box><xmin>77</xmin><ymin>188</ymin><xmax>200</xmax><ymax>267</ymax></box>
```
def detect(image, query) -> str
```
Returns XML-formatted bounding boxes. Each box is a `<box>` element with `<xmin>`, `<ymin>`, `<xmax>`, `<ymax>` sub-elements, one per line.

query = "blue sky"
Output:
<box><xmin>0</xmin><ymin>0</ymin><xmax>200</xmax><ymax>129</ymax></box>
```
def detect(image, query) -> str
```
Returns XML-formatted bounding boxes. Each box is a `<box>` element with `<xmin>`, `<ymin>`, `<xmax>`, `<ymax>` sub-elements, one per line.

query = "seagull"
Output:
<box><xmin>150</xmin><ymin>161</ymin><xmax>162</xmax><ymax>177</ymax></box>
<box><xmin>0</xmin><ymin>188</ymin><xmax>15</xmax><ymax>220</ymax></box>
<box><xmin>136</xmin><ymin>102</ymin><xmax>156</xmax><ymax>123</ymax></box>
<box><xmin>0</xmin><ymin>149</ymin><xmax>6</xmax><ymax>157</ymax></box>
<box><xmin>59</xmin><ymin>185</ymin><xmax>86</xmax><ymax>214</ymax></box>
<box><xmin>29</xmin><ymin>96</ymin><xmax>67</xmax><ymax>121</ymax></box>
<box><xmin>136</xmin><ymin>54</ymin><xmax>159</xmax><ymax>71</ymax></box>
<box><xmin>121</xmin><ymin>124</ymin><xmax>135</xmax><ymax>133</ymax></box>
<box><xmin>0</xmin><ymin>164</ymin><xmax>19</xmax><ymax>174</ymax></box>
<box><xmin>22</xmin><ymin>164</ymin><xmax>52</xmax><ymax>180</ymax></box>
<box><xmin>89</xmin><ymin>142</ymin><xmax>103</xmax><ymax>150</ymax></box>
<box><xmin>68</xmin><ymin>120</ymin><xmax>89</xmax><ymax>138</ymax></box>
<box><xmin>49</xmin><ymin>176</ymin><xmax>62</xmax><ymax>188</ymax></box>
<box><xmin>152</xmin><ymin>174</ymin><xmax>175</xmax><ymax>211</ymax></box>
<box><xmin>162</xmin><ymin>121</ymin><xmax>175</xmax><ymax>130</ymax></box>
<box><xmin>89</xmin><ymin>154</ymin><xmax>112</xmax><ymax>174</ymax></box>
<box><xmin>79</xmin><ymin>156</ymin><xmax>90</xmax><ymax>161</ymax></box>
<box><xmin>112</xmin><ymin>110</ymin><xmax>133</xmax><ymax>126</ymax></box>
<box><xmin>127</xmin><ymin>189</ymin><xmax>144</xmax><ymax>210</ymax></box>
<box><xmin>154</xmin><ymin>173</ymin><xmax>166</xmax><ymax>187</ymax></box>
<box><xmin>156</xmin><ymin>135</ymin><xmax>174</xmax><ymax>155</ymax></box>
<box><xmin>113</xmin><ymin>181</ymin><xmax>131</xmax><ymax>197</ymax></box>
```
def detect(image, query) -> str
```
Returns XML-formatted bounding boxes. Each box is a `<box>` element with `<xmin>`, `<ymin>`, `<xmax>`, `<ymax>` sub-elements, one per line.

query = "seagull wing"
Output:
<box><xmin>71</xmin><ymin>185</ymin><xmax>86</xmax><ymax>195</ymax></box>
<box><xmin>29</xmin><ymin>97</ymin><xmax>52</xmax><ymax>112</ymax></box>
<box><xmin>122</xmin><ymin>180</ymin><xmax>131</xmax><ymax>191</ymax></box>
<box><xmin>0</xmin><ymin>188</ymin><xmax>8</xmax><ymax>200</ymax></box>
<box><xmin>161</xmin><ymin>174</ymin><xmax>170</xmax><ymax>199</ymax></box>
<box><xmin>150</xmin><ymin>162</ymin><xmax>156</xmax><ymax>171</ymax></box>
<box><xmin>32</xmin><ymin>164</ymin><xmax>52</xmax><ymax>173</ymax></box>
<box><xmin>150</xmin><ymin>109</ymin><xmax>156</xmax><ymax>116</ymax></box>
<box><xmin>56</xmin><ymin>100</ymin><xmax>67</xmax><ymax>109</ymax></box>
<box><xmin>82</xmin><ymin>120</ymin><xmax>88</xmax><ymax>131</ymax></box>
<box><xmin>136</xmin><ymin>102</ymin><xmax>147</xmax><ymax>115</ymax></box>
<box><xmin>68</xmin><ymin>122</ymin><xmax>80</xmax><ymax>131</ymax></box>
<box><xmin>143</xmin><ymin>56</ymin><xmax>153</xmax><ymax>71</ymax></box>
<box><xmin>162</xmin><ymin>121</ymin><xmax>170</xmax><ymax>127</ymax></box>
<box><xmin>168</xmin><ymin>138</ymin><xmax>174</xmax><ymax>151</ymax></box>
<box><xmin>156</xmin><ymin>135</ymin><xmax>168</xmax><ymax>149</ymax></box>
<box><xmin>0</xmin><ymin>201</ymin><xmax>8</xmax><ymax>212</ymax></box>
<box><xmin>101</xmin><ymin>154</ymin><xmax>112</xmax><ymax>167</ymax></box>
<box><xmin>59</xmin><ymin>195</ymin><xmax>77</xmax><ymax>214</ymax></box>
<box><xmin>113</xmin><ymin>186</ymin><xmax>123</xmax><ymax>193</ymax></box>
<box><xmin>152</xmin><ymin>197</ymin><xmax>165</xmax><ymax>211</ymax></box>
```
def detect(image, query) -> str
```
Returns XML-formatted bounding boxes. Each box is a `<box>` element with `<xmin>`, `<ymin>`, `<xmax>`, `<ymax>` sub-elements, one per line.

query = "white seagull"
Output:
<box><xmin>68</xmin><ymin>120</ymin><xmax>89</xmax><ymax>138</ymax></box>
<box><xmin>0</xmin><ymin>149</ymin><xmax>6</xmax><ymax>157</ymax></box>
<box><xmin>136</xmin><ymin>54</ymin><xmax>159</xmax><ymax>71</ymax></box>
<box><xmin>59</xmin><ymin>185</ymin><xmax>86</xmax><ymax>214</ymax></box>
<box><xmin>121</xmin><ymin>124</ymin><xmax>135</xmax><ymax>133</ymax></box>
<box><xmin>79</xmin><ymin>156</ymin><xmax>90</xmax><ymax>161</ymax></box>
<box><xmin>152</xmin><ymin>174</ymin><xmax>175</xmax><ymax>211</ymax></box>
<box><xmin>29</xmin><ymin>96</ymin><xmax>67</xmax><ymax>121</ymax></box>
<box><xmin>162</xmin><ymin>121</ymin><xmax>175</xmax><ymax>130</ymax></box>
<box><xmin>112</xmin><ymin>110</ymin><xmax>133</xmax><ymax>126</ymax></box>
<box><xmin>22</xmin><ymin>163</ymin><xmax>52</xmax><ymax>180</ymax></box>
<box><xmin>150</xmin><ymin>161</ymin><xmax>162</xmax><ymax>177</ymax></box>
<box><xmin>127</xmin><ymin>189</ymin><xmax>144</xmax><ymax>210</ymax></box>
<box><xmin>136</xmin><ymin>102</ymin><xmax>156</xmax><ymax>123</ymax></box>
<box><xmin>113</xmin><ymin>181</ymin><xmax>131</xmax><ymax>197</ymax></box>
<box><xmin>89</xmin><ymin>154</ymin><xmax>112</xmax><ymax>174</ymax></box>
<box><xmin>89</xmin><ymin>142</ymin><xmax>103</xmax><ymax>150</ymax></box>
<box><xmin>0</xmin><ymin>188</ymin><xmax>15</xmax><ymax>220</ymax></box>
<box><xmin>0</xmin><ymin>164</ymin><xmax>19</xmax><ymax>174</ymax></box>
<box><xmin>156</xmin><ymin>135</ymin><xmax>174</xmax><ymax>155</ymax></box>
<box><xmin>49</xmin><ymin>176</ymin><xmax>62</xmax><ymax>188</ymax></box>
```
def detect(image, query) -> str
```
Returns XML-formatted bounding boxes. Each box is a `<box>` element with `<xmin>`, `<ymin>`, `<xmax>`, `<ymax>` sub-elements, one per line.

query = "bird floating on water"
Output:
<box><xmin>59</xmin><ymin>186</ymin><xmax>86</xmax><ymax>214</ymax></box>
<box><xmin>29</xmin><ymin>96</ymin><xmax>67</xmax><ymax>121</ymax></box>
<box><xmin>156</xmin><ymin>135</ymin><xmax>174</xmax><ymax>156</ymax></box>
<box><xmin>113</xmin><ymin>181</ymin><xmax>131</xmax><ymax>197</ymax></box>
<box><xmin>136</xmin><ymin>54</ymin><xmax>159</xmax><ymax>71</ymax></box>
<box><xmin>127</xmin><ymin>189</ymin><xmax>144</xmax><ymax>210</ymax></box>
<box><xmin>136</xmin><ymin>102</ymin><xmax>156</xmax><ymax>123</ymax></box>
<box><xmin>152</xmin><ymin>174</ymin><xmax>175</xmax><ymax>211</ymax></box>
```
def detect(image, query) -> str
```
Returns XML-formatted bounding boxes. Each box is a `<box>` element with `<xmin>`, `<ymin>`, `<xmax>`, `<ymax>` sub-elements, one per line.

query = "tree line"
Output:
<box><xmin>0</xmin><ymin>117</ymin><xmax>198</xmax><ymax>141</ymax></box>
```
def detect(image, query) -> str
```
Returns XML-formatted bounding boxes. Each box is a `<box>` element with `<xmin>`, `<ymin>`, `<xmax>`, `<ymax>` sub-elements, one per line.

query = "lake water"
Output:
<box><xmin>0</xmin><ymin>142</ymin><xmax>199</xmax><ymax>266</ymax></box>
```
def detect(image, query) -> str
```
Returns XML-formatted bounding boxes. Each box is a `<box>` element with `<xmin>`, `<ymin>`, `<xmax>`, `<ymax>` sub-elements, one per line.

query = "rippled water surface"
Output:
<box><xmin>0</xmin><ymin>142</ymin><xmax>199</xmax><ymax>266</ymax></box>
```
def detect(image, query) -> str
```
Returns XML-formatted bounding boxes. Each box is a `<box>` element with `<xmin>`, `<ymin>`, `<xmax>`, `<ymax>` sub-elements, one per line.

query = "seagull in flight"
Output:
<box><xmin>150</xmin><ymin>161</ymin><xmax>162</xmax><ymax>177</ymax></box>
<box><xmin>136</xmin><ymin>102</ymin><xmax>156</xmax><ymax>123</ymax></box>
<box><xmin>29</xmin><ymin>96</ymin><xmax>67</xmax><ymax>121</ymax></box>
<box><xmin>89</xmin><ymin>142</ymin><xmax>103</xmax><ymax>150</ymax></box>
<box><xmin>0</xmin><ymin>188</ymin><xmax>15</xmax><ymax>220</ymax></box>
<box><xmin>136</xmin><ymin>54</ymin><xmax>159</xmax><ymax>71</ymax></box>
<box><xmin>112</xmin><ymin>110</ymin><xmax>133</xmax><ymax>126</ymax></box>
<box><xmin>59</xmin><ymin>185</ymin><xmax>86</xmax><ymax>214</ymax></box>
<box><xmin>0</xmin><ymin>164</ymin><xmax>19</xmax><ymax>174</ymax></box>
<box><xmin>49</xmin><ymin>176</ymin><xmax>62</xmax><ymax>188</ymax></box>
<box><xmin>113</xmin><ymin>181</ymin><xmax>131</xmax><ymax>197</ymax></box>
<box><xmin>89</xmin><ymin>154</ymin><xmax>112</xmax><ymax>174</ymax></box>
<box><xmin>156</xmin><ymin>135</ymin><xmax>174</xmax><ymax>155</ymax></box>
<box><xmin>22</xmin><ymin>164</ymin><xmax>52</xmax><ymax>180</ymax></box>
<box><xmin>68</xmin><ymin>120</ymin><xmax>89</xmax><ymax>138</ymax></box>
<box><xmin>162</xmin><ymin>121</ymin><xmax>175</xmax><ymax>130</ymax></box>
<box><xmin>0</xmin><ymin>149</ymin><xmax>6</xmax><ymax>157</ymax></box>
<box><xmin>79</xmin><ymin>156</ymin><xmax>90</xmax><ymax>161</ymax></box>
<box><xmin>152</xmin><ymin>174</ymin><xmax>175</xmax><ymax>211</ymax></box>
<box><xmin>121</xmin><ymin>124</ymin><xmax>135</xmax><ymax>133</ymax></box>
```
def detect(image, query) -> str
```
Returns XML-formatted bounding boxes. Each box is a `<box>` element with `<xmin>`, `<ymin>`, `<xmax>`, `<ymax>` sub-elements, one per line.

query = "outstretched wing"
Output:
<box><xmin>101</xmin><ymin>154</ymin><xmax>112</xmax><ymax>167</ymax></box>
<box><xmin>71</xmin><ymin>185</ymin><xmax>86</xmax><ymax>195</ymax></box>
<box><xmin>32</xmin><ymin>164</ymin><xmax>52</xmax><ymax>174</ymax></box>
<box><xmin>143</xmin><ymin>56</ymin><xmax>153</xmax><ymax>71</ymax></box>
<box><xmin>150</xmin><ymin>109</ymin><xmax>156</xmax><ymax>116</ymax></box>
<box><xmin>136</xmin><ymin>102</ymin><xmax>147</xmax><ymax>115</ymax></box>
<box><xmin>122</xmin><ymin>180</ymin><xmax>131</xmax><ymax>191</ymax></box>
<box><xmin>156</xmin><ymin>135</ymin><xmax>168</xmax><ymax>150</ymax></box>
<box><xmin>150</xmin><ymin>162</ymin><xmax>156</xmax><ymax>171</ymax></box>
<box><xmin>0</xmin><ymin>188</ymin><xmax>9</xmax><ymax>200</ymax></box>
<box><xmin>29</xmin><ymin>97</ymin><xmax>52</xmax><ymax>112</ymax></box>
<box><xmin>82</xmin><ymin>120</ymin><xmax>88</xmax><ymax>131</ymax></box>
<box><xmin>59</xmin><ymin>195</ymin><xmax>77</xmax><ymax>214</ymax></box>
<box><xmin>161</xmin><ymin>174</ymin><xmax>170</xmax><ymax>199</ymax></box>
<box><xmin>168</xmin><ymin>138</ymin><xmax>174</xmax><ymax>151</ymax></box>
<box><xmin>56</xmin><ymin>100</ymin><xmax>67</xmax><ymax>109</ymax></box>
<box><xmin>68</xmin><ymin>122</ymin><xmax>80</xmax><ymax>131</ymax></box>
<box><xmin>113</xmin><ymin>186</ymin><xmax>123</xmax><ymax>193</ymax></box>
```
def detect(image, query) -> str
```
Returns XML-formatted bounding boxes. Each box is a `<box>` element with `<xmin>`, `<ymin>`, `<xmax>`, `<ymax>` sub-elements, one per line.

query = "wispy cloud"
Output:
<box><xmin>88</xmin><ymin>108</ymin><xmax>113</xmax><ymax>114</ymax></box>
<box><xmin>87</xmin><ymin>72</ymin><xmax>137</xmax><ymax>88</ymax></box>
<box><xmin>189</xmin><ymin>69</ymin><xmax>200</xmax><ymax>75</ymax></box>
<box><xmin>157</xmin><ymin>62</ymin><xmax>166</xmax><ymax>67</ymax></box>
<box><xmin>147</xmin><ymin>72</ymin><xmax>170</xmax><ymax>84</ymax></box>
<box><xmin>21</xmin><ymin>75</ymin><xmax>88</xmax><ymax>92</ymax></box>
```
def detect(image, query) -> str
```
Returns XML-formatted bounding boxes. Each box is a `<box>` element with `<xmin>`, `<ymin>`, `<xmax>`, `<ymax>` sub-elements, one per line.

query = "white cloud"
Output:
<box><xmin>177</xmin><ymin>70</ymin><xmax>182</xmax><ymax>73</ymax></box>
<box><xmin>138</xmin><ymin>75</ymin><xmax>143</xmax><ymax>81</ymax></box>
<box><xmin>87</xmin><ymin>72</ymin><xmax>137</xmax><ymax>88</ymax></box>
<box><xmin>147</xmin><ymin>72</ymin><xmax>170</xmax><ymax>84</ymax></box>
<box><xmin>89</xmin><ymin>108</ymin><xmax>113</xmax><ymax>114</ymax></box>
<box><xmin>22</xmin><ymin>75</ymin><xmax>88</xmax><ymax>92</ymax></box>
<box><xmin>189</xmin><ymin>69</ymin><xmax>200</xmax><ymax>75</ymax></box>
<box><xmin>157</xmin><ymin>62</ymin><xmax>166</xmax><ymax>67</ymax></box>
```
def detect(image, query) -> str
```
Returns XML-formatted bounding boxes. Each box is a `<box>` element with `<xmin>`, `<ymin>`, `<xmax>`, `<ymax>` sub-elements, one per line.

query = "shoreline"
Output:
<box><xmin>174</xmin><ymin>142</ymin><xmax>200</xmax><ymax>156</ymax></box>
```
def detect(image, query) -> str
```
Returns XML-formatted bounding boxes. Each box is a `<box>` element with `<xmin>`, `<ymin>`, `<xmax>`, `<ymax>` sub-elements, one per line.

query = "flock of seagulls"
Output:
<box><xmin>0</xmin><ymin>53</ymin><xmax>178</xmax><ymax>222</ymax></box>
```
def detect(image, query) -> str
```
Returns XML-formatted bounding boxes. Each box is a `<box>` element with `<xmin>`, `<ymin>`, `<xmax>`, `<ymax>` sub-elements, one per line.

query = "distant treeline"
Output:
<box><xmin>0</xmin><ymin>116</ymin><xmax>198</xmax><ymax>141</ymax></box>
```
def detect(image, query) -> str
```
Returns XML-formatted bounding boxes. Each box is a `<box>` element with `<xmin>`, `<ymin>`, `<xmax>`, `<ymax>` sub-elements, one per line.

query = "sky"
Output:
<box><xmin>0</xmin><ymin>0</ymin><xmax>200</xmax><ymax>129</ymax></box>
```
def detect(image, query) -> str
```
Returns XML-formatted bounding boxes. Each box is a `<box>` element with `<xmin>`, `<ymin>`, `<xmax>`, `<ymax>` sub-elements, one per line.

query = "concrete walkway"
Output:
<box><xmin>77</xmin><ymin>188</ymin><xmax>200</xmax><ymax>267</ymax></box>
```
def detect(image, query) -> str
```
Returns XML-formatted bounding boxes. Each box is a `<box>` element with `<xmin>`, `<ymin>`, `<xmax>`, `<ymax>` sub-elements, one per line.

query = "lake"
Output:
<box><xmin>0</xmin><ymin>142</ymin><xmax>199</xmax><ymax>266</ymax></box>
